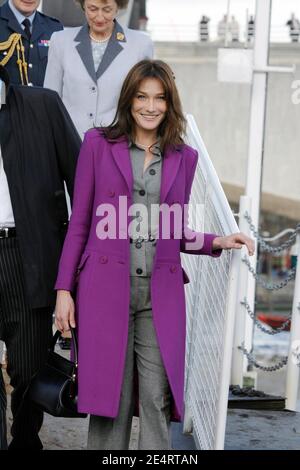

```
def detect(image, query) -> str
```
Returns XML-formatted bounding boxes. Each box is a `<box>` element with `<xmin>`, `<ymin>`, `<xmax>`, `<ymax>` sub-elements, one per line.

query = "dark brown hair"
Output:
<box><xmin>103</xmin><ymin>60</ymin><xmax>187</xmax><ymax>154</ymax></box>
<box><xmin>75</xmin><ymin>0</ymin><xmax>129</xmax><ymax>10</ymax></box>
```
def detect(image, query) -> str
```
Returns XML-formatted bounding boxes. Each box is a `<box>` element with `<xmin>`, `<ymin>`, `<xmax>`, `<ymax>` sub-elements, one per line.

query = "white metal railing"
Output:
<box><xmin>183</xmin><ymin>114</ymin><xmax>240</xmax><ymax>450</ymax></box>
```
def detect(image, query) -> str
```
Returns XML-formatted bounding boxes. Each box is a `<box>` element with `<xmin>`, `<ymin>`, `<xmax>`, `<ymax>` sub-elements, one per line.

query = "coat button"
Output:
<box><xmin>135</xmin><ymin>242</ymin><xmax>142</xmax><ymax>249</ymax></box>
<box><xmin>170</xmin><ymin>266</ymin><xmax>177</xmax><ymax>273</ymax></box>
<box><xmin>139</xmin><ymin>189</ymin><xmax>146</xmax><ymax>196</ymax></box>
<box><xmin>136</xmin><ymin>268</ymin><xmax>143</xmax><ymax>275</ymax></box>
<box><xmin>100</xmin><ymin>256</ymin><xmax>108</xmax><ymax>264</ymax></box>
<box><xmin>108</xmin><ymin>190</ymin><xmax>115</xmax><ymax>197</ymax></box>
<box><xmin>149</xmin><ymin>169</ymin><xmax>156</xmax><ymax>176</ymax></box>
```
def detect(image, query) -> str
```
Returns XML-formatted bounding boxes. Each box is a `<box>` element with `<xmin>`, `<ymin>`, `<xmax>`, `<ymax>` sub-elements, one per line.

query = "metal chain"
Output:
<box><xmin>242</xmin><ymin>256</ymin><xmax>296</xmax><ymax>290</ymax></box>
<box><xmin>238</xmin><ymin>343</ymin><xmax>288</xmax><ymax>371</ymax></box>
<box><xmin>240</xmin><ymin>298</ymin><xmax>291</xmax><ymax>335</ymax></box>
<box><xmin>244</xmin><ymin>212</ymin><xmax>300</xmax><ymax>254</ymax></box>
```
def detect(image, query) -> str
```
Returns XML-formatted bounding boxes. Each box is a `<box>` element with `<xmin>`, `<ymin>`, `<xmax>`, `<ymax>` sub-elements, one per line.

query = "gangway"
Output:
<box><xmin>182</xmin><ymin>114</ymin><xmax>241</xmax><ymax>450</ymax></box>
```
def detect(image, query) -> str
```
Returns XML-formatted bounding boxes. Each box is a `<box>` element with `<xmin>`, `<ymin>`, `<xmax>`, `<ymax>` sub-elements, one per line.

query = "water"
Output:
<box><xmin>253</xmin><ymin>326</ymin><xmax>290</xmax><ymax>359</ymax></box>
<box><xmin>253</xmin><ymin>323</ymin><xmax>300</xmax><ymax>412</ymax></box>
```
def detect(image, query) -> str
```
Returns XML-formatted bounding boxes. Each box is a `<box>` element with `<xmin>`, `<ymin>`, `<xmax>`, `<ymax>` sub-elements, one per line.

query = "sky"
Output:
<box><xmin>147</xmin><ymin>0</ymin><xmax>300</xmax><ymax>42</ymax></box>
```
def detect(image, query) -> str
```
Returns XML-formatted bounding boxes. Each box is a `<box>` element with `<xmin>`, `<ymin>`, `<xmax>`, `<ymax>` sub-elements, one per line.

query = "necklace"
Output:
<box><xmin>89</xmin><ymin>32</ymin><xmax>112</xmax><ymax>43</ymax></box>
<box><xmin>135</xmin><ymin>141</ymin><xmax>157</xmax><ymax>150</ymax></box>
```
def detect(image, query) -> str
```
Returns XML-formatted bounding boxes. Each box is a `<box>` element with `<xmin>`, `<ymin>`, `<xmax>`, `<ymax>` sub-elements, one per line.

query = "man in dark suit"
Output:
<box><xmin>0</xmin><ymin>64</ymin><xmax>80</xmax><ymax>449</ymax></box>
<box><xmin>0</xmin><ymin>0</ymin><xmax>63</xmax><ymax>86</ymax></box>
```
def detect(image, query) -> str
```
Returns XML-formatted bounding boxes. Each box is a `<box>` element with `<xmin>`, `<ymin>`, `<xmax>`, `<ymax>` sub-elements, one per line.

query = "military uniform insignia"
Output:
<box><xmin>38</xmin><ymin>39</ymin><xmax>50</xmax><ymax>47</ymax></box>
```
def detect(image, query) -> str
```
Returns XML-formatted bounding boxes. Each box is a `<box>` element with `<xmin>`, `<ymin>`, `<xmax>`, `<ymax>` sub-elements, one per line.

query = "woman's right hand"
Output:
<box><xmin>55</xmin><ymin>290</ymin><xmax>76</xmax><ymax>333</ymax></box>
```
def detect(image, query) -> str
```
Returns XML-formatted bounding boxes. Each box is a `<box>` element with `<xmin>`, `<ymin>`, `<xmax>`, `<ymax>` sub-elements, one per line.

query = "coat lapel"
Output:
<box><xmin>75</xmin><ymin>24</ymin><xmax>97</xmax><ymax>84</ymax></box>
<box><xmin>30</xmin><ymin>12</ymin><xmax>46</xmax><ymax>43</ymax></box>
<box><xmin>95</xmin><ymin>20</ymin><xmax>126</xmax><ymax>80</ymax></box>
<box><xmin>160</xmin><ymin>147</ymin><xmax>182</xmax><ymax>204</ymax></box>
<box><xmin>111</xmin><ymin>138</ymin><xmax>133</xmax><ymax>197</ymax></box>
<box><xmin>111</xmin><ymin>140</ymin><xmax>182</xmax><ymax>202</ymax></box>
<box><xmin>1</xmin><ymin>2</ymin><xmax>25</xmax><ymax>37</ymax></box>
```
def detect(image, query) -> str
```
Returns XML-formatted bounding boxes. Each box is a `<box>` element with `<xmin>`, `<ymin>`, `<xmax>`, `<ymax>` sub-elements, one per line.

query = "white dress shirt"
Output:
<box><xmin>0</xmin><ymin>146</ymin><xmax>15</xmax><ymax>227</ymax></box>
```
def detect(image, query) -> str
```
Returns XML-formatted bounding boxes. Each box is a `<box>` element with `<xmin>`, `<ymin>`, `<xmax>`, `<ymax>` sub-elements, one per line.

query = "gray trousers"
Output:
<box><xmin>87</xmin><ymin>276</ymin><xmax>172</xmax><ymax>450</ymax></box>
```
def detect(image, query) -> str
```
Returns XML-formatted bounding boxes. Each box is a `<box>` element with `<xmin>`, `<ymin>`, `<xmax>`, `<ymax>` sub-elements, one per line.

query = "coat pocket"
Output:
<box><xmin>75</xmin><ymin>252</ymin><xmax>90</xmax><ymax>282</ymax></box>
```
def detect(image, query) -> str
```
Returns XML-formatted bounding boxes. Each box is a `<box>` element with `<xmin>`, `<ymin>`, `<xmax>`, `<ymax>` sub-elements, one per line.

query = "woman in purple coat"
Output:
<box><xmin>54</xmin><ymin>60</ymin><xmax>254</xmax><ymax>450</ymax></box>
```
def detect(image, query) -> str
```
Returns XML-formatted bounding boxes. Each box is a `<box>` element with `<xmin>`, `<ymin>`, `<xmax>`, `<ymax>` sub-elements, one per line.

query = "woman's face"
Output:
<box><xmin>131</xmin><ymin>78</ymin><xmax>167</xmax><ymax>135</ymax></box>
<box><xmin>84</xmin><ymin>0</ymin><xmax>118</xmax><ymax>36</ymax></box>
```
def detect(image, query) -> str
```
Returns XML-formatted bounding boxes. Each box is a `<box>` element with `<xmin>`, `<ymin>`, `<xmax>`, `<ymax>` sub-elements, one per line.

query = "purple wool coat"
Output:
<box><xmin>55</xmin><ymin>129</ymin><xmax>222</xmax><ymax>421</ymax></box>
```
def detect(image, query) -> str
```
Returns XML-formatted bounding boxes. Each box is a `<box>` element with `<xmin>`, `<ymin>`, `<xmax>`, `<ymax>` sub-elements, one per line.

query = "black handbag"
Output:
<box><xmin>26</xmin><ymin>328</ymin><xmax>87</xmax><ymax>418</ymax></box>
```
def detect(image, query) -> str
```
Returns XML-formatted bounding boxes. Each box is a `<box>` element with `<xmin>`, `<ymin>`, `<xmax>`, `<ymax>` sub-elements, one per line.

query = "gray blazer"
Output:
<box><xmin>44</xmin><ymin>20</ymin><xmax>154</xmax><ymax>139</ymax></box>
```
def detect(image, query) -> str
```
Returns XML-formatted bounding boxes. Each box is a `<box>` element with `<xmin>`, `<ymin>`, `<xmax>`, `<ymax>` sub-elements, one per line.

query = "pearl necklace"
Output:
<box><xmin>89</xmin><ymin>32</ymin><xmax>112</xmax><ymax>43</ymax></box>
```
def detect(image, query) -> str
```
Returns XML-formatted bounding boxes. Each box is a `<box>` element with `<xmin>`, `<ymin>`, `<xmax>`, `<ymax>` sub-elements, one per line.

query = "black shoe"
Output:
<box><xmin>8</xmin><ymin>436</ymin><xmax>43</xmax><ymax>450</ymax></box>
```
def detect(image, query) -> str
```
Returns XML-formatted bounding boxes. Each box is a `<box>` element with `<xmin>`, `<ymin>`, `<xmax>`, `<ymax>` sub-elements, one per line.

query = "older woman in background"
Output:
<box><xmin>44</xmin><ymin>0</ymin><xmax>153</xmax><ymax>139</ymax></box>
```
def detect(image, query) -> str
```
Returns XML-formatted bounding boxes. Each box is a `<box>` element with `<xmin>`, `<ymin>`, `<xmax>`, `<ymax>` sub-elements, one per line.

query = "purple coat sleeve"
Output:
<box><xmin>180</xmin><ymin>148</ymin><xmax>222</xmax><ymax>258</ymax></box>
<box><xmin>55</xmin><ymin>132</ymin><xmax>95</xmax><ymax>292</ymax></box>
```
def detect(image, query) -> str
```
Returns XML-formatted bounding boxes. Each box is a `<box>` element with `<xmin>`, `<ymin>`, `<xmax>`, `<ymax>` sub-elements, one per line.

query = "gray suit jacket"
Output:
<box><xmin>44</xmin><ymin>20</ymin><xmax>154</xmax><ymax>139</ymax></box>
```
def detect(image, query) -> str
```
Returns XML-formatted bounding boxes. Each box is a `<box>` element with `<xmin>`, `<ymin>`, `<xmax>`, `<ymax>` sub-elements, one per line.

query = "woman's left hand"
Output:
<box><xmin>212</xmin><ymin>233</ymin><xmax>255</xmax><ymax>256</ymax></box>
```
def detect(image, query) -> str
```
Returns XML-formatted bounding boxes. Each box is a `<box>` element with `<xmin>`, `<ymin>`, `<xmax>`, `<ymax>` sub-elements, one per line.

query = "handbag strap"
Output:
<box><xmin>51</xmin><ymin>328</ymin><xmax>79</xmax><ymax>365</ymax></box>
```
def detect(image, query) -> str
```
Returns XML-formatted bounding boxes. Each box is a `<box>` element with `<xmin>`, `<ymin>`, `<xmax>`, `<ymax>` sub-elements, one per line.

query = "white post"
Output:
<box><xmin>244</xmin><ymin>0</ymin><xmax>272</xmax><ymax>357</ymax></box>
<box><xmin>285</xmin><ymin>235</ymin><xmax>300</xmax><ymax>411</ymax></box>
<box><xmin>215</xmin><ymin>249</ymin><xmax>240</xmax><ymax>449</ymax></box>
<box><xmin>231</xmin><ymin>196</ymin><xmax>252</xmax><ymax>386</ymax></box>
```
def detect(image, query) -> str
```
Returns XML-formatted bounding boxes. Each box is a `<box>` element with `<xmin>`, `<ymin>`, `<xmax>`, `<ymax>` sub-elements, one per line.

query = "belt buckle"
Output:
<box><xmin>134</xmin><ymin>236</ymin><xmax>144</xmax><ymax>248</ymax></box>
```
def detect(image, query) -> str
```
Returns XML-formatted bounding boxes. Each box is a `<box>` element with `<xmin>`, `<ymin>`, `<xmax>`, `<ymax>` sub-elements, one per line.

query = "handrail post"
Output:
<box><xmin>231</xmin><ymin>196</ymin><xmax>252</xmax><ymax>386</ymax></box>
<box><xmin>285</xmin><ymin>234</ymin><xmax>300</xmax><ymax>411</ymax></box>
<box><xmin>215</xmin><ymin>249</ymin><xmax>240</xmax><ymax>449</ymax></box>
